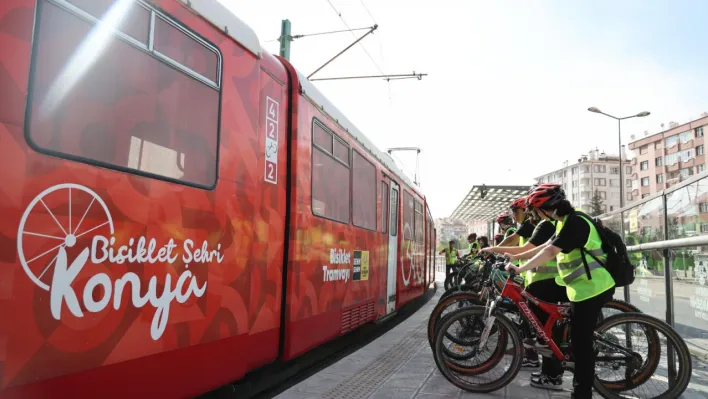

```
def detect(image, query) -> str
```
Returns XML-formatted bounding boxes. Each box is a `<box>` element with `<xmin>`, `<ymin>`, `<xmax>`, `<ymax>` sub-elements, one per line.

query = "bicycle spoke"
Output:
<box><xmin>38</xmin><ymin>249</ymin><xmax>63</xmax><ymax>280</ymax></box>
<box><xmin>73</xmin><ymin>197</ymin><xmax>95</xmax><ymax>236</ymax></box>
<box><xmin>23</xmin><ymin>231</ymin><xmax>64</xmax><ymax>240</ymax></box>
<box><xmin>68</xmin><ymin>187</ymin><xmax>72</xmax><ymax>234</ymax></box>
<box><xmin>27</xmin><ymin>241</ymin><xmax>65</xmax><ymax>264</ymax></box>
<box><xmin>75</xmin><ymin>221</ymin><xmax>110</xmax><ymax>239</ymax></box>
<box><xmin>40</xmin><ymin>198</ymin><xmax>68</xmax><ymax>236</ymax></box>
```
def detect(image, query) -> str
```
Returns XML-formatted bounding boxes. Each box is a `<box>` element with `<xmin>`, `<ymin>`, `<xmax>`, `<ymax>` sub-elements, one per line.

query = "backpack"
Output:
<box><xmin>572</xmin><ymin>210</ymin><xmax>635</xmax><ymax>287</ymax></box>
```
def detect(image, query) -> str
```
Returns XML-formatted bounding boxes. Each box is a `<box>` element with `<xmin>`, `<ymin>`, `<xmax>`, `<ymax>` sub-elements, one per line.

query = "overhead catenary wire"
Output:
<box><xmin>264</xmin><ymin>26</ymin><xmax>373</xmax><ymax>43</ymax></box>
<box><xmin>326</xmin><ymin>0</ymin><xmax>385</xmax><ymax>76</ymax></box>
<box><xmin>358</xmin><ymin>0</ymin><xmax>392</xmax><ymax>101</ymax></box>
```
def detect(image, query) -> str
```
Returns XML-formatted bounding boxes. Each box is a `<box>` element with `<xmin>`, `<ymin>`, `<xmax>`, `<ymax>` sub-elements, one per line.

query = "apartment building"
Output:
<box><xmin>628</xmin><ymin>114</ymin><xmax>708</xmax><ymax>199</ymax></box>
<box><xmin>535</xmin><ymin>149</ymin><xmax>632</xmax><ymax>214</ymax></box>
<box><xmin>434</xmin><ymin>218</ymin><xmax>468</xmax><ymax>246</ymax></box>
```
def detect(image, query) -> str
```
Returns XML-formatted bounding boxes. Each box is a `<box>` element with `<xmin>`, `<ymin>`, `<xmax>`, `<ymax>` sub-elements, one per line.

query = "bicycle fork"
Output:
<box><xmin>478</xmin><ymin>297</ymin><xmax>498</xmax><ymax>349</ymax></box>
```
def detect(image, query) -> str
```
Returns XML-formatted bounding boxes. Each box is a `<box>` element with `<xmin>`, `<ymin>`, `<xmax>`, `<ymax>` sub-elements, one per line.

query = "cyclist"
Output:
<box><xmin>438</xmin><ymin>240</ymin><xmax>459</xmax><ymax>279</ymax></box>
<box><xmin>477</xmin><ymin>235</ymin><xmax>490</xmax><ymax>250</ymax></box>
<box><xmin>504</xmin><ymin>184</ymin><xmax>616</xmax><ymax>399</ymax></box>
<box><xmin>484</xmin><ymin>195</ymin><xmax>567</xmax><ymax>389</ymax></box>
<box><xmin>467</xmin><ymin>233</ymin><xmax>480</xmax><ymax>257</ymax></box>
<box><xmin>495</xmin><ymin>213</ymin><xmax>518</xmax><ymax>246</ymax></box>
<box><xmin>482</xmin><ymin>196</ymin><xmax>545</xmax><ymax>372</ymax></box>
<box><xmin>493</xmin><ymin>233</ymin><xmax>504</xmax><ymax>245</ymax></box>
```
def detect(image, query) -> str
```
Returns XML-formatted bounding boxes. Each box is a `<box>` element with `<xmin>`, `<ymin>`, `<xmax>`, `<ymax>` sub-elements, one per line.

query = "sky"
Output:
<box><xmin>218</xmin><ymin>0</ymin><xmax>708</xmax><ymax>219</ymax></box>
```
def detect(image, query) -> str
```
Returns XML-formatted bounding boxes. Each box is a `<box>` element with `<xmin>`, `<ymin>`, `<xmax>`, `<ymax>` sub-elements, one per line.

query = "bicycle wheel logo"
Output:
<box><xmin>17</xmin><ymin>184</ymin><xmax>114</xmax><ymax>291</ymax></box>
<box><xmin>15</xmin><ymin>183</ymin><xmax>218</xmax><ymax>341</ymax></box>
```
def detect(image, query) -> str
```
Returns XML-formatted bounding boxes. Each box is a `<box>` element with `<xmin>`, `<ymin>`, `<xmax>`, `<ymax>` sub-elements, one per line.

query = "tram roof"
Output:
<box><xmin>296</xmin><ymin>70</ymin><xmax>422</xmax><ymax>196</ymax></box>
<box><xmin>179</xmin><ymin>0</ymin><xmax>422</xmax><ymax>197</ymax></box>
<box><xmin>450</xmin><ymin>185</ymin><xmax>531</xmax><ymax>221</ymax></box>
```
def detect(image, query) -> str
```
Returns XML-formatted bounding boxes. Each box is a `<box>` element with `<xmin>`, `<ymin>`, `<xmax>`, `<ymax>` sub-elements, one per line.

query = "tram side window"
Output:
<box><xmin>352</xmin><ymin>151</ymin><xmax>376</xmax><ymax>231</ymax></box>
<box><xmin>28</xmin><ymin>0</ymin><xmax>221</xmax><ymax>188</ymax></box>
<box><xmin>403</xmin><ymin>191</ymin><xmax>415</xmax><ymax>240</ymax></box>
<box><xmin>312</xmin><ymin>121</ymin><xmax>350</xmax><ymax>223</ymax></box>
<box><xmin>382</xmin><ymin>182</ymin><xmax>389</xmax><ymax>234</ymax></box>
<box><xmin>414</xmin><ymin>201</ymin><xmax>424</xmax><ymax>243</ymax></box>
<box><xmin>390</xmin><ymin>188</ymin><xmax>399</xmax><ymax>236</ymax></box>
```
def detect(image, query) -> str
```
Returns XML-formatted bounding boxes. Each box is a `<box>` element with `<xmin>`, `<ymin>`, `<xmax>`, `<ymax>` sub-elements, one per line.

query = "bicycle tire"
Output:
<box><xmin>428</xmin><ymin>292</ymin><xmax>483</xmax><ymax>348</ymax></box>
<box><xmin>592</xmin><ymin>312</ymin><xmax>692</xmax><ymax>399</ymax></box>
<box><xmin>433</xmin><ymin>306</ymin><xmax>523</xmax><ymax>393</ymax></box>
<box><xmin>436</xmin><ymin>309</ymin><xmax>509</xmax><ymax>372</ymax></box>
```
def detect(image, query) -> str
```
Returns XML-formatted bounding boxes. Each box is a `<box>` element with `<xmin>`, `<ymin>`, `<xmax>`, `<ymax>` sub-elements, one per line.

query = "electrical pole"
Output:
<box><xmin>279</xmin><ymin>19</ymin><xmax>291</xmax><ymax>60</ymax></box>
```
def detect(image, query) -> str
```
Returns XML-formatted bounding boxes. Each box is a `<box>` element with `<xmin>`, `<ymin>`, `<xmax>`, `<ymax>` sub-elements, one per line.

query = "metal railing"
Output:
<box><xmin>597</xmin><ymin>170</ymin><xmax>708</xmax><ymax>359</ymax></box>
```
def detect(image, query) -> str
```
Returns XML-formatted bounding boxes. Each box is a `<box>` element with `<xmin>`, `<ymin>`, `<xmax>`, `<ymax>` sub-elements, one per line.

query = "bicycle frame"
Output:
<box><xmin>498</xmin><ymin>275</ymin><xmax>570</xmax><ymax>360</ymax></box>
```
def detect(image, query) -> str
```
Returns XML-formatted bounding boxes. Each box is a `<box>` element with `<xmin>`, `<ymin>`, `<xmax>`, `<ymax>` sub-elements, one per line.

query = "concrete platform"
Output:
<box><xmin>275</xmin><ymin>273</ymin><xmax>708</xmax><ymax>399</ymax></box>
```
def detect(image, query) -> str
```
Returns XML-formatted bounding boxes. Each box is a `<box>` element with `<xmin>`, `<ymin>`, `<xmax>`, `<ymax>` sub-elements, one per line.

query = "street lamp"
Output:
<box><xmin>588</xmin><ymin>107</ymin><xmax>651</xmax><ymax>209</ymax></box>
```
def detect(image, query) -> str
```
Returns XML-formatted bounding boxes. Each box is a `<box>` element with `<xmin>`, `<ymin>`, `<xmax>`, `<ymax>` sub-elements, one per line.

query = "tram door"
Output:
<box><xmin>387</xmin><ymin>181</ymin><xmax>399</xmax><ymax>314</ymax></box>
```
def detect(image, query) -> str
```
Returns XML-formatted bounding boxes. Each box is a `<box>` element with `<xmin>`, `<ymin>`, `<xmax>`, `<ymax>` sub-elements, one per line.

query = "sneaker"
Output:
<box><xmin>521</xmin><ymin>357</ymin><xmax>540</xmax><ymax>369</ymax></box>
<box><xmin>523</xmin><ymin>338</ymin><xmax>536</xmax><ymax>349</ymax></box>
<box><xmin>530</xmin><ymin>374</ymin><xmax>564</xmax><ymax>391</ymax></box>
<box><xmin>531</xmin><ymin>371</ymin><xmax>543</xmax><ymax>378</ymax></box>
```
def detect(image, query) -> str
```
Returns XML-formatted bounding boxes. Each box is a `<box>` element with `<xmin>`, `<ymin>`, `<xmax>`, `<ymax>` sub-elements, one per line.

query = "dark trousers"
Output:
<box><xmin>446</xmin><ymin>264</ymin><xmax>455</xmax><ymax>275</ymax></box>
<box><xmin>570</xmin><ymin>287</ymin><xmax>615</xmax><ymax>398</ymax></box>
<box><xmin>525</xmin><ymin>279</ymin><xmax>568</xmax><ymax>377</ymax></box>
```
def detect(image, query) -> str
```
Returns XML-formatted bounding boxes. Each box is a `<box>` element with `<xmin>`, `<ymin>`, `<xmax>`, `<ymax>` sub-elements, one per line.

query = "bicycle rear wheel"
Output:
<box><xmin>433</xmin><ymin>306</ymin><xmax>523</xmax><ymax>393</ymax></box>
<box><xmin>592</xmin><ymin>312</ymin><xmax>691</xmax><ymax>399</ymax></box>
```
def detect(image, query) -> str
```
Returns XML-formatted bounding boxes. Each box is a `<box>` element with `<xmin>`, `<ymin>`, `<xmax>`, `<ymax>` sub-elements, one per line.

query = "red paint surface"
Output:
<box><xmin>0</xmin><ymin>0</ymin><xmax>435</xmax><ymax>397</ymax></box>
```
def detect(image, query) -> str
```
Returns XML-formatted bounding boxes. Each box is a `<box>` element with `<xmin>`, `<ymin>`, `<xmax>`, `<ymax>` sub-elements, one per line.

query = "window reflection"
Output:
<box><xmin>128</xmin><ymin>136</ymin><xmax>185</xmax><ymax>180</ymax></box>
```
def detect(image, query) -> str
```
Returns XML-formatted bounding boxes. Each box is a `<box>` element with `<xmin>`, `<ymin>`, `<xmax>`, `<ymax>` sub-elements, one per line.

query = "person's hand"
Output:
<box><xmin>503</xmin><ymin>253</ymin><xmax>518</xmax><ymax>261</ymax></box>
<box><xmin>505</xmin><ymin>263</ymin><xmax>520</xmax><ymax>273</ymax></box>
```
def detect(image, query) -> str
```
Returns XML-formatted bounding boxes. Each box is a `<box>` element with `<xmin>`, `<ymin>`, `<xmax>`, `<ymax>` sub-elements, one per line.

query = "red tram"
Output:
<box><xmin>0</xmin><ymin>0</ymin><xmax>436</xmax><ymax>397</ymax></box>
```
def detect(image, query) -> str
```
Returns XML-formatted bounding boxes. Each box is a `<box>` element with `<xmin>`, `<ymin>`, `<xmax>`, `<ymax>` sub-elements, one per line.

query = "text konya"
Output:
<box><xmin>52</xmin><ymin>236</ymin><xmax>223</xmax><ymax>340</ymax></box>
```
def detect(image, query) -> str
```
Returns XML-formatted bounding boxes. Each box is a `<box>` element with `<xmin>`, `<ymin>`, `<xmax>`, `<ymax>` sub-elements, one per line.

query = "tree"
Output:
<box><xmin>590</xmin><ymin>189</ymin><xmax>605</xmax><ymax>216</ymax></box>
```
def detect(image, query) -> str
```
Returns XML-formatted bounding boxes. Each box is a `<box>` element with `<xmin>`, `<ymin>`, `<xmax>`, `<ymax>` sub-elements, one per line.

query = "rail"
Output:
<box><xmin>626</xmin><ymin>235</ymin><xmax>708</xmax><ymax>253</ymax></box>
<box><xmin>593</xmin><ymin>170</ymin><xmax>708</xmax><ymax>361</ymax></box>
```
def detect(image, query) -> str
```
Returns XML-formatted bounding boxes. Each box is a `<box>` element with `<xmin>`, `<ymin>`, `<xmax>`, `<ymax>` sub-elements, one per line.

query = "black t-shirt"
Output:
<box><xmin>516</xmin><ymin>219</ymin><xmax>535</xmax><ymax>239</ymax></box>
<box><xmin>552</xmin><ymin>213</ymin><xmax>590</xmax><ymax>254</ymax></box>
<box><xmin>528</xmin><ymin>220</ymin><xmax>556</xmax><ymax>246</ymax></box>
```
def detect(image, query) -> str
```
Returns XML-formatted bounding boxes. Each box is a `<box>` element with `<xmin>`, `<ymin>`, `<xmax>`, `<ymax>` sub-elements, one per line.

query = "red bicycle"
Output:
<box><xmin>432</xmin><ymin>267</ymin><xmax>692</xmax><ymax>398</ymax></box>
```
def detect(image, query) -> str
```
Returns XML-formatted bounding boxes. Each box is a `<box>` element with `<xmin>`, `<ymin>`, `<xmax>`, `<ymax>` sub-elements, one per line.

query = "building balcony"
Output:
<box><xmin>679</xmin><ymin>140</ymin><xmax>694</xmax><ymax>151</ymax></box>
<box><xmin>666</xmin><ymin>163</ymin><xmax>680</xmax><ymax>172</ymax></box>
<box><xmin>665</xmin><ymin>145</ymin><xmax>679</xmax><ymax>155</ymax></box>
<box><xmin>681</xmin><ymin>159</ymin><xmax>696</xmax><ymax>168</ymax></box>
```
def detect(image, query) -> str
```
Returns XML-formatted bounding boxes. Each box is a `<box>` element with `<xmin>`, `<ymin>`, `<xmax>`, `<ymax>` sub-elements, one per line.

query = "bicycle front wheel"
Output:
<box><xmin>433</xmin><ymin>306</ymin><xmax>523</xmax><ymax>393</ymax></box>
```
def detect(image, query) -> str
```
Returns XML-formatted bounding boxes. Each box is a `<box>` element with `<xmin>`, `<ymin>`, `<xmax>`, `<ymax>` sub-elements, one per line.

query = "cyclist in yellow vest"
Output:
<box><xmin>482</xmin><ymin>196</ymin><xmax>564</xmax><ymax>377</ymax></box>
<box><xmin>467</xmin><ymin>233</ymin><xmax>480</xmax><ymax>257</ymax></box>
<box><xmin>438</xmin><ymin>240</ymin><xmax>459</xmax><ymax>278</ymax></box>
<box><xmin>496</xmin><ymin>213</ymin><xmax>518</xmax><ymax>246</ymax></box>
<box><xmin>505</xmin><ymin>184</ymin><xmax>615</xmax><ymax>399</ymax></box>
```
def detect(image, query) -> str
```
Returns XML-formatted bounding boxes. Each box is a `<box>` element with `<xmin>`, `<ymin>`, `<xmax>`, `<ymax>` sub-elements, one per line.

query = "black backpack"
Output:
<box><xmin>573</xmin><ymin>211</ymin><xmax>636</xmax><ymax>287</ymax></box>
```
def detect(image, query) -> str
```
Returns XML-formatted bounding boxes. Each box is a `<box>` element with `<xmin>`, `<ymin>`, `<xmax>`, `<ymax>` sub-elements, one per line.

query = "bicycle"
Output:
<box><xmin>432</xmin><ymin>267</ymin><xmax>692</xmax><ymax>398</ymax></box>
<box><xmin>429</xmin><ymin>256</ymin><xmax>642</xmax><ymax>351</ymax></box>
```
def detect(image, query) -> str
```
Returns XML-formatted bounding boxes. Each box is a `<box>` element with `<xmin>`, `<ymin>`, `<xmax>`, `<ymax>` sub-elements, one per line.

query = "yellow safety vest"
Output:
<box><xmin>469</xmin><ymin>241</ymin><xmax>479</xmax><ymax>255</ymax></box>
<box><xmin>444</xmin><ymin>247</ymin><xmax>457</xmax><ymax>265</ymax></box>
<box><xmin>523</xmin><ymin>220</ymin><xmax>559</xmax><ymax>286</ymax></box>
<box><xmin>554</xmin><ymin>211</ymin><xmax>615</xmax><ymax>302</ymax></box>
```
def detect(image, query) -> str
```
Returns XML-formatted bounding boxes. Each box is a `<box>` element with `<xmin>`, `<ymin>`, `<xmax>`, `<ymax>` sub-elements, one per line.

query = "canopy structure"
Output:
<box><xmin>450</xmin><ymin>185</ymin><xmax>532</xmax><ymax>221</ymax></box>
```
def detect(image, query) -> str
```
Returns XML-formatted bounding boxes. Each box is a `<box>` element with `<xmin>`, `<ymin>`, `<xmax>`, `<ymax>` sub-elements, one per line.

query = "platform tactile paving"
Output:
<box><xmin>321</xmin><ymin>324</ymin><xmax>427</xmax><ymax>399</ymax></box>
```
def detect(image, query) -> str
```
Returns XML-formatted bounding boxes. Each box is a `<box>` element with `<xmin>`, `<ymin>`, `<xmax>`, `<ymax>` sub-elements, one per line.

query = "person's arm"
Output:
<box><xmin>438</xmin><ymin>249</ymin><xmax>446</xmax><ymax>255</ymax></box>
<box><xmin>482</xmin><ymin>241</ymin><xmax>534</xmax><ymax>255</ymax></box>
<box><xmin>497</xmin><ymin>233</ymin><xmax>519</xmax><ymax>247</ymax></box>
<box><xmin>505</xmin><ymin>240</ymin><xmax>549</xmax><ymax>260</ymax></box>
<box><xmin>507</xmin><ymin>244</ymin><xmax>562</xmax><ymax>273</ymax></box>
<box><xmin>508</xmin><ymin>215</ymin><xmax>588</xmax><ymax>273</ymax></box>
